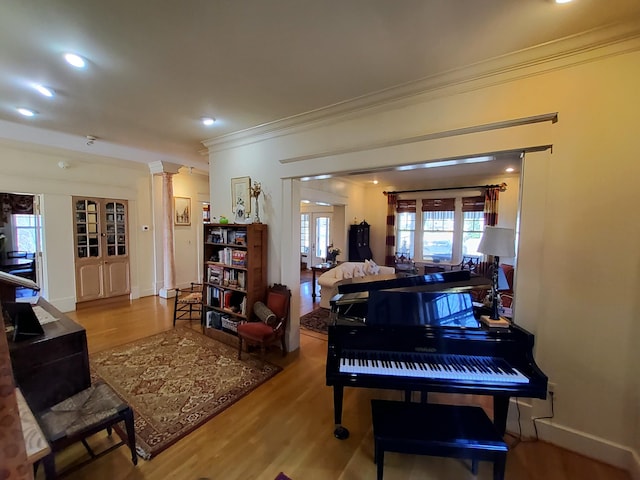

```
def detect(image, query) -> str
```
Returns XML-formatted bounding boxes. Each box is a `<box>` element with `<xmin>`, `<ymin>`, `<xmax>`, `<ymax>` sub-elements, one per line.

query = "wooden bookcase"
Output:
<box><xmin>202</xmin><ymin>223</ymin><xmax>267</xmax><ymax>347</ymax></box>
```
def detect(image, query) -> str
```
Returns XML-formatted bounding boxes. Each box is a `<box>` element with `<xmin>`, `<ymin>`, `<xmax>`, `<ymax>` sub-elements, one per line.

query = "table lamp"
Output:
<box><xmin>477</xmin><ymin>226</ymin><xmax>515</xmax><ymax>320</ymax></box>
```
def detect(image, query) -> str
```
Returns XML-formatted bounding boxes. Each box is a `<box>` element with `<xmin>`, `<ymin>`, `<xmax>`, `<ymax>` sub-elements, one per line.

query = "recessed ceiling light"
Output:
<box><xmin>201</xmin><ymin>117</ymin><xmax>216</xmax><ymax>126</ymax></box>
<box><xmin>33</xmin><ymin>84</ymin><xmax>54</xmax><ymax>97</ymax></box>
<box><xmin>505</xmin><ymin>167</ymin><xmax>515</xmax><ymax>173</ymax></box>
<box><xmin>372</xmin><ymin>180</ymin><xmax>379</xmax><ymax>185</ymax></box>
<box><xmin>64</xmin><ymin>53</ymin><xmax>86</xmax><ymax>68</ymax></box>
<box><xmin>555</xmin><ymin>0</ymin><xmax>572</xmax><ymax>3</ymax></box>
<box><xmin>17</xmin><ymin>107</ymin><xmax>37</xmax><ymax>117</ymax></box>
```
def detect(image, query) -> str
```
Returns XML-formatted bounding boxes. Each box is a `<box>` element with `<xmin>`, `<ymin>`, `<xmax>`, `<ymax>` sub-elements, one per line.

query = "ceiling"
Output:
<box><xmin>1</xmin><ymin>0</ymin><xmax>639</xmax><ymax>184</ymax></box>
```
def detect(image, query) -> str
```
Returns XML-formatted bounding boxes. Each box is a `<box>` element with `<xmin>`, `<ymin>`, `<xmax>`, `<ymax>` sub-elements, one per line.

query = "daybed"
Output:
<box><xmin>317</xmin><ymin>260</ymin><xmax>395</xmax><ymax>309</ymax></box>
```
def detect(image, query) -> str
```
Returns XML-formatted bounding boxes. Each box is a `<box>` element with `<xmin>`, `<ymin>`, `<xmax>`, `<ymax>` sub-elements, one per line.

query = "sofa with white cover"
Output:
<box><xmin>317</xmin><ymin>260</ymin><xmax>395</xmax><ymax>309</ymax></box>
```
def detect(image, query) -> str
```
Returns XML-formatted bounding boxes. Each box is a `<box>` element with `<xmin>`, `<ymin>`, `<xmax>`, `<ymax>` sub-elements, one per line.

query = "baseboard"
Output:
<box><xmin>507</xmin><ymin>399</ymin><xmax>637</xmax><ymax>474</ymax></box>
<box><xmin>46</xmin><ymin>295</ymin><xmax>77</xmax><ymax>313</ymax></box>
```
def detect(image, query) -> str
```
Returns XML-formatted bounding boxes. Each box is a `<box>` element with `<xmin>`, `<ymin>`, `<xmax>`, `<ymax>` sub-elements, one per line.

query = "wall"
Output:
<box><xmin>207</xmin><ymin>40</ymin><xmax>640</xmax><ymax>474</ymax></box>
<box><xmin>0</xmin><ymin>139</ymin><xmax>205</xmax><ymax>311</ymax></box>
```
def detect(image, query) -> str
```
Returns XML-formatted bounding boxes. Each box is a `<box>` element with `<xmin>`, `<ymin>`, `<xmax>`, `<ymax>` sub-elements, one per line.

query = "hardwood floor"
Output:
<box><xmin>39</xmin><ymin>288</ymin><xmax>630</xmax><ymax>480</ymax></box>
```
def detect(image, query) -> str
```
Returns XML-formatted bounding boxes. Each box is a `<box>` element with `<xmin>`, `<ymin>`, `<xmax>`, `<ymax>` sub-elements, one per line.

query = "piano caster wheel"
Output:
<box><xmin>334</xmin><ymin>426</ymin><xmax>350</xmax><ymax>440</ymax></box>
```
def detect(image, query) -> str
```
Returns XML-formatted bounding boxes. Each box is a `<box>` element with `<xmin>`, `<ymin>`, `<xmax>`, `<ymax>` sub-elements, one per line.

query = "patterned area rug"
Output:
<box><xmin>90</xmin><ymin>327</ymin><xmax>281</xmax><ymax>459</ymax></box>
<box><xmin>299</xmin><ymin>308</ymin><xmax>330</xmax><ymax>335</ymax></box>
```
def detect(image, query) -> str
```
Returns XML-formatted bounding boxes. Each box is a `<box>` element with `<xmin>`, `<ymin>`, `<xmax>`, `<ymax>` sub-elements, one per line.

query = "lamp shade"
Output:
<box><xmin>477</xmin><ymin>226</ymin><xmax>516</xmax><ymax>258</ymax></box>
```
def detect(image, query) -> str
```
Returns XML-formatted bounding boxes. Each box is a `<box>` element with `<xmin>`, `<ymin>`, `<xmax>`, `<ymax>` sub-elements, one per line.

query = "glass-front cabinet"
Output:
<box><xmin>73</xmin><ymin>197</ymin><xmax>130</xmax><ymax>303</ymax></box>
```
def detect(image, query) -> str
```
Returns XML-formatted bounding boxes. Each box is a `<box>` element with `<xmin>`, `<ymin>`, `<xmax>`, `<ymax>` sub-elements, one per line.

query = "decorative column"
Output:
<box><xmin>149</xmin><ymin>161</ymin><xmax>182</xmax><ymax>298</ymax></box>
<box><xmin>161</xmin><ymin>172</ymin><xmax>175</xmax><ymax>297</ymax></box>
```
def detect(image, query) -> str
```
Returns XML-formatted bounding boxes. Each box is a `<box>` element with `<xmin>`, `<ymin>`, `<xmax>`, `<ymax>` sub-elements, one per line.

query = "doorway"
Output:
<box><xmin>311</xmin><ymin>212</ymin><xmax>332</xmax><ymax>265</ymax></box>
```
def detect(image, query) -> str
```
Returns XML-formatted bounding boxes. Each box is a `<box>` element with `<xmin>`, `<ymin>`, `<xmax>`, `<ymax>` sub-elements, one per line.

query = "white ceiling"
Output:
<box><xmin>1</xmin><ymin>0</ymin><xmax>639</xmax><ymax>183</ymax></box>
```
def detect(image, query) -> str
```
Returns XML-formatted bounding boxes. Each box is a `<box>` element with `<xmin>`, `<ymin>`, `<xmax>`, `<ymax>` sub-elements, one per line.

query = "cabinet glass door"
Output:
<box><xmin>75</xmin><ymin>199</ymin><xmax>100</xmax><ymax>258</ymax></box>
<box><xmin>105</xmin><ymin>201</ymin><xmax>127</xmax><ymax>257</ymax></box>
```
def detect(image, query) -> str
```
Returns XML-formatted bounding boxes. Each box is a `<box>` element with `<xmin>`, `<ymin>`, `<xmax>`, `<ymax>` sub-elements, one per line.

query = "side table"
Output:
<box><xmin>310</xmin><ymin>263</ymin><xmax>338</xmax><ymax>301</ymax></box>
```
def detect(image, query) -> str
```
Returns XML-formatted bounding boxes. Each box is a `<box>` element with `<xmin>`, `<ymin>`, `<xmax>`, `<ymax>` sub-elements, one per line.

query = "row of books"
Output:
<box><xmin>207</xmin><ymin>265</ymin><xmax>246</xmax><ymax>289</ymax></box>
<box><xmin>212</xmin><ymin>247</ymin><xmax>247</xmax><ymax>267</ymax></box>
<box><xmin>205</xmin><ymin>310</ymin><xmax>238</xmax><ymax>332</ymax></box>
<box><xmin>206</xmin><ymin>286</ymin><xmax>247</xmax><ymax>315</ymax></box>
<box><xmin>206</xmin><ymin>228</ymin><xmax>247</xmax><ymax>246</ymax></box>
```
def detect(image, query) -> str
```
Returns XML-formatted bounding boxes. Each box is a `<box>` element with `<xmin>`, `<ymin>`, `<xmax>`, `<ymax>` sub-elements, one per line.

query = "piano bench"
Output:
<box><xmin>371</xmin><ymin>400</ymin><xmax>508</xmax><ymax>480</ymax></box>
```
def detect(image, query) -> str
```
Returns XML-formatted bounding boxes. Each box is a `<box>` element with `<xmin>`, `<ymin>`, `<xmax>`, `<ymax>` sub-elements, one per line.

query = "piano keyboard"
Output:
<box><xmin>339</xmin><ymin>350</ymin><xmax>529</xmax><ymax>384</ymax></box>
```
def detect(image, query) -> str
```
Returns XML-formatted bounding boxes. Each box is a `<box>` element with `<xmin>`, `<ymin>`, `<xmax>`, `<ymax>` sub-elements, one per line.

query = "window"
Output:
<box><xmin>395</xmin><ymin>193</ymin><xmax>487</xmax><ymax>264</ymax></box>
<box><xmin>422</xmin><ymin>198</ymin><xmax>455</xmax><ymax>261</ymax></box>
<box><xmin>462</xmin><ymin>196</ymin><xmax>485</xmax><ymax>256</ymax></box>
<box><xmin>300</xmin><ymin>213</ymin><xmax>310</xmax><ymax>254</ymax></box>
<box><xmin>12</xmin><ymin>214</ymin><xmax>37</xmax><ymax>253</ymax></box>
<box><xmin>396</xmin><ymin>200</ymin><xmax>416</xmax><ymax>257</ymax></box>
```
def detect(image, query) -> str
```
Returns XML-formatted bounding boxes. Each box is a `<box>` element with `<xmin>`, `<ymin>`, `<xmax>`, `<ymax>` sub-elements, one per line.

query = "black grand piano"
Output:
<box><xmin>325</xmin><ymin>270</ymin><xmax>548</xmax><ymax>439</ymax></box>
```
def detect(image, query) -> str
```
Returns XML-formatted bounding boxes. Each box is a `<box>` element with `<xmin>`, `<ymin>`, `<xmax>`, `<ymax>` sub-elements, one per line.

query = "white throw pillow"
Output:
<box><xmin>343</xmin><ymin>269</ymin><xmax>353</xmax><ymax>279</ymax></box>
<box><xmin>353</xmin><ymin>264</ymin><xmax>365</xmax><ymax>277</ymax></box>
<box><xmin>367</xmin><ymin>259</ymin><xmax>381</xmax><ymax>275</ymax></box>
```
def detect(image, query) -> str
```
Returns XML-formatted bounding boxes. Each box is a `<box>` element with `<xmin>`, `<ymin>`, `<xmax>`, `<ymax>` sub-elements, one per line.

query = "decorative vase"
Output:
<box><xmin>253</xmin><ymin>194</ymin><xmax>261</xmax><ymax>223</ymax></box>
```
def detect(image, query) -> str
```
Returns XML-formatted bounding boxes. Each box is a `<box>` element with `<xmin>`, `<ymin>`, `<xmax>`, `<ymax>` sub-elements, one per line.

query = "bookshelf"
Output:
<box><xmin>202</xmin><ymin>223</ymin><xmax>267</xmax><ymax>347</ymax></box>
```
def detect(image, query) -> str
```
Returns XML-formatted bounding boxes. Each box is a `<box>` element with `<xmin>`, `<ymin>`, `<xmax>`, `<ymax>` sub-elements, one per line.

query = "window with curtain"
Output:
<box><xmin>462</xmin><ymin>196</ymin><xmax>485</xmax><ymax>256</ymax></box>
<box><xmin>421</xmin><ymin>198</ymin><xmax>455</xmax><ymax>261</ymax></box>
<box><xmin>396</xmin><ymin>199</ymin><xmax>416</xmax><ymax>257</ymax></box>
<box><xmin>300</xmin><ymin>213</ymin><xmax>310</xmax><ymax>254</ymax></box>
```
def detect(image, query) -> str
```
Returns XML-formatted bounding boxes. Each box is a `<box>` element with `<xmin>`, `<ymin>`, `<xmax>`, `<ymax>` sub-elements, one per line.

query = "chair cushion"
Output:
<box><xmin>237</xmin><ymin>321</ymin><xmax>277</xmax><ymax>342</ymax></box>
<box><xmin>178</xmin><ymin>292</ymin><xmax>202</xmax><ymax>304</ymax></box>
<box><xmin>38</xmin><ymin>383</ymin><xmax>127</xmax><ymax>441</ymax></box>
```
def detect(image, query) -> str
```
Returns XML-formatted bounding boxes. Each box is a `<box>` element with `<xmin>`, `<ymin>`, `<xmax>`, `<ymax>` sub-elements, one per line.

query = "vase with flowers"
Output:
<box><xmin>326</xmin><ymin>245</ymin><xmax>341</xmax><ymax>265</ymax></box>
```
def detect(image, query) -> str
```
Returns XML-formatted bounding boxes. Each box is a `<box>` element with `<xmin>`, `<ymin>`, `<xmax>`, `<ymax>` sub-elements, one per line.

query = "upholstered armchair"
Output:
<box><xmin>237</xmin><ymin>284</ymin><xmax>291</xmax><ymax>360</ymax></box>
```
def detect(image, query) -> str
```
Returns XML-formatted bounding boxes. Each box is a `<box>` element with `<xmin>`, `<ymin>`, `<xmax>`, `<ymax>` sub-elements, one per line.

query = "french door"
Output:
<box><xmin>73</xmin><ymin>197</ymin><xmax>130</xmax><ymax>303</ymax></box>
<box><xmin>310</xmin><ymin>213</ymin><xmax>332</xmax><ymax>266</ymax></box>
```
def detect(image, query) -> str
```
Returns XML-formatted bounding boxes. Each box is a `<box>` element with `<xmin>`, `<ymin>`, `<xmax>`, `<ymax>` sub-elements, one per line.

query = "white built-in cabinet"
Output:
<box><xmin>73</xmin><ymin>197</ymin><xmax>130</xmax><ymax>303</ymax></box>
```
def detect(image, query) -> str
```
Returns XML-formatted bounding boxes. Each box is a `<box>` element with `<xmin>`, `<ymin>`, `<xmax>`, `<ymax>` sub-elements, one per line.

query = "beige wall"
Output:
<box><xmin>0</xmin><ymin>139</ymin><xmax>206</xmax><ymax>310</ymax></box>
<box><xmin>208</xmin><ymin>41</ymin><xmax>640</xmax><ymax>473</ymax></box>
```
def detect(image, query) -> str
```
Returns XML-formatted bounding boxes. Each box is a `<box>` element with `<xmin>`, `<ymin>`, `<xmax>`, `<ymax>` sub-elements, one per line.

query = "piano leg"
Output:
<box><xmin>333</xmin><ymin>385</ymin><xmax>349</xmax><ymax>439</ymax></box>
<box><xmin>493</xmin><ymin>395</ymin><xmax>510</xmax><ymax>437</ymax></box>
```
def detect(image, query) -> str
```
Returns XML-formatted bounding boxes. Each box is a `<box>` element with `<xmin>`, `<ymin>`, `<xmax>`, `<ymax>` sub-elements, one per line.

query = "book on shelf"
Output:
<box><xmin>233</xmin><ymin>230</ymin><xmax>247</xmax><ymax>246</ymax></box>
<box><xmin>237</xmin><ymin>271</ymin><xmax>246</xmax><ymax>289</ymax></box>
<box><xmin>208</xmin><ymin>265</ymin><xmax>224</xmax><ymax>284</ymax></box>
<box><xmin>231</xmin><ymin>249</ymin><xmax>247</xmax><ymax>267</ymax></box>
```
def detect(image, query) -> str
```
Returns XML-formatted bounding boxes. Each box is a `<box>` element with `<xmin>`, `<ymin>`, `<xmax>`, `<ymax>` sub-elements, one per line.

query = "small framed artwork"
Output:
<box><xmin>231</xmin><ymin>176</ymin><xmax>251</xmax><ymax>214</ymax></box>
<box><xmin>174</xmin><ymin>196</ymin><xmax>191</xmax><ymax>226</ymax></box>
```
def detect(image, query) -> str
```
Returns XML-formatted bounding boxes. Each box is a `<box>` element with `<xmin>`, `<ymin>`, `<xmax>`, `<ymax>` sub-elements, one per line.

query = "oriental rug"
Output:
<box><xmin>299</xmin><ymin>308</ymin><xmax>330</xmax><ymax>335</ymax></box>
<box><xmin>90</xmin><ymin>326</ymin><xmax>281</xmax><ymax>459</ymax></box>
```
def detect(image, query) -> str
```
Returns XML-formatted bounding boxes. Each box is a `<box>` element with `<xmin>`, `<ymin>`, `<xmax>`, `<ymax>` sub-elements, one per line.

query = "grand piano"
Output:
<box><xmin>325</xmin><ymin>270</ymin><xmax>548</xmax><ymax>439</ymax></box>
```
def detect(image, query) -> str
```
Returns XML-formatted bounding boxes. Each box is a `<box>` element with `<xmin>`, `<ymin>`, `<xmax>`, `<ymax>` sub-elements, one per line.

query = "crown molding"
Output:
<box><xmin>203</xmin><ymin>17</ymin><xmax>640</xmax><ymax>154</ymax></box>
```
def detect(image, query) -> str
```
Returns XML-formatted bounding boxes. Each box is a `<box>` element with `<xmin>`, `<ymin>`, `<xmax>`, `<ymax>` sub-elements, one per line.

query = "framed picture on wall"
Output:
<box><xmin>174</xmin><ymin>196</ymin><xmax>191</xmax><ymax>226</ymax></box>
<box><xmin>231</xmin><ymin>176</ymin><xmax>251</xmax><ymax>214</ymax></box>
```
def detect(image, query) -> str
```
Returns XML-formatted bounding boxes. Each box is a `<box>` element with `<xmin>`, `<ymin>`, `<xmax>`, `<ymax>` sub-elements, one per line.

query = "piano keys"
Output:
<box><xmin>325</xmin><ymin>270</ymin><xmax>548</xmax><ymax>440</ymax></box>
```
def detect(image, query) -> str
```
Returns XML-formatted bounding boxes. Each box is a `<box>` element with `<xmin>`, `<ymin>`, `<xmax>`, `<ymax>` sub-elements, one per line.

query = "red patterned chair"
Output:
<box><xmin>237</xmin><ymin>284</ymin><xmax>291</xmax><ymax>360</ymax></box>
<box><xmin>470</xmin><ymin>263</ymin><xmax>514</xmax><ymax>308</ymax></box>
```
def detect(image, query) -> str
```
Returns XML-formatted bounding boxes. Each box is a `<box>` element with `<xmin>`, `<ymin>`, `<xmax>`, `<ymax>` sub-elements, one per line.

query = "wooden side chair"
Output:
<box><xmin>173</xmin><ymin>282</ymin><xmax>203</xmax><ymax>329</ymax></box>
<box><xmin>237</xmin><ymin>283</ymin><xmax>291</xmax><ymax>360</ymax></box>
<box><xmin>35</xmin><ymin>382</ymin><xmax>137</xmax><ymax>479</ymax></box>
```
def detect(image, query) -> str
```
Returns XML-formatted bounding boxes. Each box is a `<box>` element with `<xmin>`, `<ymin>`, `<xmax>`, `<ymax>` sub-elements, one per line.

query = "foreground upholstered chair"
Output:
<box><xmin>237</xmin><ymin>283</ymin><xmax>291</xmax><ymax>360</ymax></box>
<box><xmin>36</xmin><ymin>382</ymin><xmax>137</xmax><ymax>479</ymax></box>
<box><xmin>173</xmin><ymin>282</ymin><xmax>203</xmax><ymax>328</ymax></box>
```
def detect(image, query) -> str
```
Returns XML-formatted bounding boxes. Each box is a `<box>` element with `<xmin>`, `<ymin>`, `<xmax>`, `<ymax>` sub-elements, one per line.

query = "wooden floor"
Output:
<box><xmin>40</xmin><ymin>278</ymin><xmax>631</xmax><ymax>480</ymax></box>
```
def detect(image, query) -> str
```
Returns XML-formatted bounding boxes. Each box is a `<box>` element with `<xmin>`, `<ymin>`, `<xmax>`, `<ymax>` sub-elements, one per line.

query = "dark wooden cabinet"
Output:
<box><xmin>348</xmin><ymin>221</ymin><xmax>373</xmax><ymax>262</ymax></box>
<box><xmin>9</xmin><ymin>298</ymin><xmax>90</xmax><ymax>412</ymax></box>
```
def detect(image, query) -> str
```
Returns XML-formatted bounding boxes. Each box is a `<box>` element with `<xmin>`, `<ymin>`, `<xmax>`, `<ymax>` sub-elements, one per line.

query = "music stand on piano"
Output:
<box><xmin>0</xmin><ymin>270</ymin><xmax>40</xmax><ymax>303</ymax></box>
